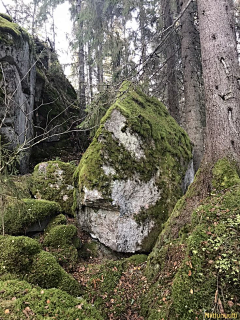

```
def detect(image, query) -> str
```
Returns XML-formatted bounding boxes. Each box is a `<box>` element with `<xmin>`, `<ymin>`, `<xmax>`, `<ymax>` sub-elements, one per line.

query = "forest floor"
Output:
<box><xmin>68</xmin><ymin>219</ymin><xmax>148</xmax><ymax>319</ymax></box>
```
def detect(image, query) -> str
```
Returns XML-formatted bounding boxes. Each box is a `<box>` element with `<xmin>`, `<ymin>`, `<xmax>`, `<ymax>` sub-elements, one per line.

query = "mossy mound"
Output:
<box><xmin>142</xmin><ymin>158</ymin><xmax>240</xmax><ymax>319</ymax></box>
<box><xmin>0</xmin><ymin>279</ymin><xmax>103</xmax><ymax>319</ymax></box>
<box><xmin>0</xmin><ymin>235</ymin><xmax>81</xmax><ymax>296</ymax></box>
<box><xmin>2</xmin><ymin>198</ymin><xmax>61</xmax><ymax>235</ymax></box>
<box><xmin>43</xmin><ymin>224</ymin><xmax>81</xmax><ymax>271</ymax></box>
<box><xmin>30</xmin><ymin>161</ymin><xmax>76</xmax><ymax>215</ymax></box>
<box><xmin>74</xmin><ymin>82</ymin><xmax>192</xmax><ymax>253</ymax></box>
<box><xmin>44</xmin><ymin>214</ymin><xmax>67</xmax><ymax>233</ymax></box>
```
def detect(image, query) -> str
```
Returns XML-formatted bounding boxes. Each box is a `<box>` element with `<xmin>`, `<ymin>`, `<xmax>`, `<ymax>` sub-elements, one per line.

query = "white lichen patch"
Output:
<box><xmin>63</xmin><ymin>195</ymin><xmax>69</xmax><ymax>201</ymax></box>
<box><xmin>104</xmin><ymin>109</ymin><xmax>145</xmax><ymax>160</ymax></box>
<box><xmin>111</xmin><ymin>176</ymin><xmax>160</xmax><ymax>216</ymax></box>
<box><xmin>102</xmin><ymin>165</ymin><xmax>116</xmax><ymax>176</ymax></box>
<box><xmin>83</xmin><ymin>187</ymin><xmax>103</xmax><ymax>203</ymax></box>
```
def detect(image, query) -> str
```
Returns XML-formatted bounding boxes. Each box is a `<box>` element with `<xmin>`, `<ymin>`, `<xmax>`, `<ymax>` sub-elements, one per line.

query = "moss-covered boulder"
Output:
<box><xmin>30</xmin><ymin>161</ymin><xmax>76</xmax><ymax>215</ymax></box>
<box><xmin>0</xmin><ymin>235</ymin><xmax>81</xmax><ymax>296</ymax></box>
<box><xmin>142</xmin><ymin>158</ymin><xmax>240</xmax><ymax>319</ymax></box>
<box><xmin>74</xmin><ymin>83</ymin><xmax>192</xmax><ymax>253</ymax></box>
<box><xmin>43</xmin><ymin>224</ymin><xmax>81</xmax><ymax>270</ymax></box>
<box><xmin>1</xmin><ymin>198</ymin><xmax>61</xmax><ymax>235</ymax></box>
<box><xmin>0</xmin><ymin>279</ymin><xmax>103</xmax><ymax>319</ymax></box>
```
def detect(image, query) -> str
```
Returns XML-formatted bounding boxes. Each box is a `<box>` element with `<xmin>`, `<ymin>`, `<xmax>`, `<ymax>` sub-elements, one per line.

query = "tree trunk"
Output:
<box><xmin>163</xmin><ymin>0</ymin><xmax>180</xmax><ymax>123</ymax></box>
<box><xmin>87</xmin><ymin>43</ymin><xmax>93</xmax><ymax>102</ymax></box>
<box><xmin>76</xmin><ymin>0</ymin><xmax>86</xmax><ymax>118</ymax></box>
<box><xmin>197</xmin><ymin>0</ymin><xmax>240</xmax><ymax>163</ymax></box>
<box><xmin>139</xmin><ymin>0</ymin><xmax>148</xmax><ymax>93</ymax></box>
<box><xmin>97</xmin><ymin>43</ymin><xmax>104</xmax><ymax>91</ymax></box>
<box><xmin>180</xmin><ymin>0</ymin><xmax>204</xmax><ymax>170</ymax></box>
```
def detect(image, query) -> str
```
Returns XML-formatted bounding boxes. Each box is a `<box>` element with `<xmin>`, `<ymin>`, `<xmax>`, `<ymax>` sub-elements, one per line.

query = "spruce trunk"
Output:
<box><xmin>197</xmin><ymin>0</ymin><xmax>240</xmax><ymax>163</ymax></box>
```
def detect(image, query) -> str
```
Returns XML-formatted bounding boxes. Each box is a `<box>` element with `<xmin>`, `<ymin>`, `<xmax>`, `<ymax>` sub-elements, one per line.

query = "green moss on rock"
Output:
<box><xmin>0</xmin><ymin>235</ymin><xmax>81</xmax><ymax>296</ymax></box>
<box><xmin>0</xmin><ymin>279</ymin><xmax>103</xmax><ymax>319</ymax></box>
<box><xmin>45</xmin><ymin>214</ymin><xmax>67</xmax><ymax>233</ymax></box>
<box><xmin>43</xmin><ymin>224</ymin><xmax>78</xmax><ymax>247</ymax></box>
<box><xmin>43</xmin><ymin>224</ymin><xmax>80</xmax><ymax>270</ymax></box>
<box><xmin>0</xmin><ymin>14</ymin><xmax>30</xmax><ymax>45</ymax></box>
<box><xmin>0</xmin><ymin>235</ymin><xmax>41</xmax><ymax>274</ymax></box>
<box><xmin>27</xmin><ymin>250</ymin><xmax>81</xmax><ymax>296</ymax></box>
<box><xmin>2</xmin><ymin>199</ymin><xmax>61</xmax><ymax>235</ymax></box>
<box><xmin>30</xmin><ymin>161</ymin><xmax>76</xmax><ymax>215</ymax></box>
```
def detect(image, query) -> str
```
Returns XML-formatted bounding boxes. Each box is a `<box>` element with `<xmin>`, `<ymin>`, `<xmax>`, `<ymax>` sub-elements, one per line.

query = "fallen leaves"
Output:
<box><xmin>23</xmin><ymin>306</ymin><xmax>35</xmax><ymax>317</ymax></box>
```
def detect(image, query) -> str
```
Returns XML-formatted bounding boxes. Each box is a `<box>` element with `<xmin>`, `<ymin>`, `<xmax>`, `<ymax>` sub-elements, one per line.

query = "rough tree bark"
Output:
<box><xmin>180</xmin><ymin>0</ymin><xmax>204</xmax><ymax>171</ymax></box>
<box><xmin>163</xmin><ymin>0</ymin><xmax>180</xmax><ymax>123</ymax></box>
<box><xmin>197</xmin><ymin>0</ymin><xmax>240</xmax><ymax>163</ymax></box>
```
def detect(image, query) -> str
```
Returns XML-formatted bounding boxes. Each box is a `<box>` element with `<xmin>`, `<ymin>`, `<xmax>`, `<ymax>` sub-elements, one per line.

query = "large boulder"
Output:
<box><xmin>30</xmin><ymin>160</ymin><xmax>76</xmax><ymax>215</ymax></box>
<box><xmin>74</xmin><ymin>83</ymin><xmax>193</xmax><ymax>253</ymax></box>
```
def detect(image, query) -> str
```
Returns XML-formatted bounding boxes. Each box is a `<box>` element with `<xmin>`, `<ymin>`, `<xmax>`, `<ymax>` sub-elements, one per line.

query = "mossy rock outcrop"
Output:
<box><xmin>0</xmin><ymin>15</ymin><xmax>35</xmax><ymax>173</ymax></box>
<box><xmin>0</xmin><ymin>279</ymin><xmax>103</xmax><ymax>319</ymax></box>
<box><xmin>30</xmin><ymin>161</ymin><xmax>76</xmax><ymax>215</ymax></box>
<box><xmin>0</xmin><ymin>235</ymin><xmax>81</xmax><ymax>296</ymax></box>
<box><xmin>74</xmin><ymin>83</ymin><xmax>192</xmax><ymax>253</ymax></box>
<box><xmin>1</xmin><ymin>198</ymin><xmax>61</xmax><ymax>235</ymax></box>
<box><xmin>142</xmin><ymin>158</ymin><xmax>240</xmax><ymax>319</ymax></box>
<box><xmin>31</xmin><ymin>39</ymin><xmax>79</xmax><ymax>166</ymax></box>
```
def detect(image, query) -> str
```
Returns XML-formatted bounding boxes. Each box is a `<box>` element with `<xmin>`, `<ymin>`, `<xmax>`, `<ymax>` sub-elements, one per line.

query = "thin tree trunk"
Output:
<box><xmin>197</xmin><ymin>0</ymin><xmax>240</xmax><ymax>163</ymax></box>
<box><xmin>76</xmin><ymin>0</ymin><xmax>86</xmax><ymax>118</ymax></box>
<box><xmin>31</xmin><ymin>0</ymin><xmax>37</xmax><ymax>36</ymax></box>
<box><xmin>88</xmin><ymin>43</ymin><xmax>93</xmax><ymax>102</ymax></box>
<box><xmin>97</xmin><ymin>43</ymin><xmax>103</xmax><ymax>91</ymax></box>
<box><xmin>139</xmin><ymin>0</ymin><xmax>148</xmax><ymax>93</ymax></box>
<box><xmin>163</xmin><ymin>0</ymin><xmax>180</xmax><ymax>123</ymax></box>
<box><xmin>180</xmin><ymin>0</ymin><xmax>204</xmax><ymax>170</ymax></box>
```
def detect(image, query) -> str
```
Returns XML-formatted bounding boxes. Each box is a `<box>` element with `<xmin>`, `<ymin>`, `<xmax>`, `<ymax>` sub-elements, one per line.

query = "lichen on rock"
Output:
<box><xmin>30</xmin><ymin>160</ymin><xmax>76</xmax><ymax>215</ymax></box>
<box><xmin>74</xmin><ymin>82</ymin><xmax>192</xmax><ymax>253</ymax></box>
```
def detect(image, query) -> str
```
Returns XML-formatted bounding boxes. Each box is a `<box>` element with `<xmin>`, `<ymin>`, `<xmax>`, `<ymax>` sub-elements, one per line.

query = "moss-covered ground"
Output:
<box><xmin>141</xmin><ymin>158</ymin><xmax>240</xmax><ymax>319</ymax></box>
<box><xmin>0</xmin><ymin>279</ymin><xmax>103</xmax><ymax>319</ymax></box>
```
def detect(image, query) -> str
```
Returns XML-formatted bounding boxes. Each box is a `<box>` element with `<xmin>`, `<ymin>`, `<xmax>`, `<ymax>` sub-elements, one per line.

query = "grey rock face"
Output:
<box><xmin>0</xmin><ymin>21</ymin><xmax>35</xmax><ymax>173</ymax></box>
